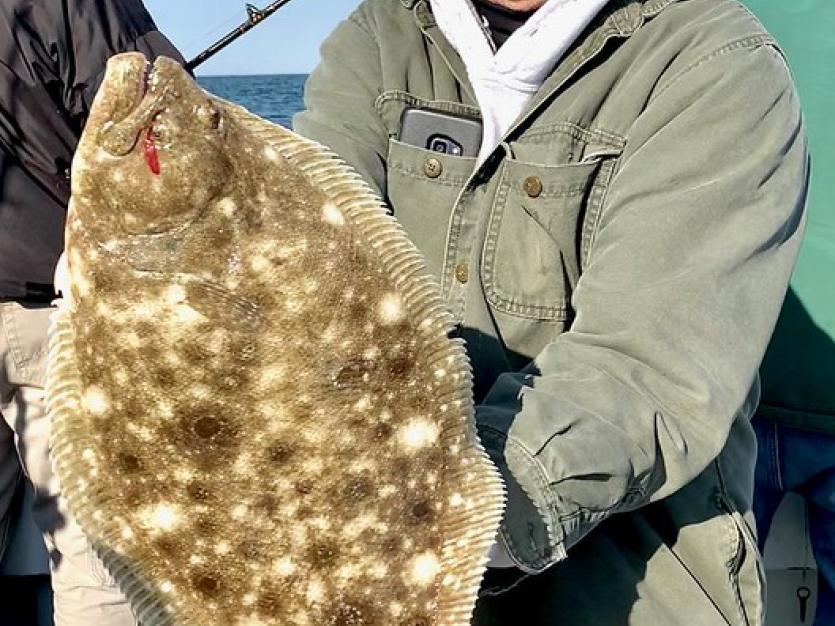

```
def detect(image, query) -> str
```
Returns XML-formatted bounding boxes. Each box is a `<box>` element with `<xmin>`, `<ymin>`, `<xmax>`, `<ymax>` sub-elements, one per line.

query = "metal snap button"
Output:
<box><xmin>454</xmin><ymin>263</ymin><xmax>470</xmax><ymax>284</ymax></box>
<box><xmin>424</xmin><ymin>157</ymin><xmax>443</xmax><ymax>179</ymax></box>
<box><xmin>523</xmin><ymin>176</ymin><xmax>543</xmax><ymax>198</ymax></box>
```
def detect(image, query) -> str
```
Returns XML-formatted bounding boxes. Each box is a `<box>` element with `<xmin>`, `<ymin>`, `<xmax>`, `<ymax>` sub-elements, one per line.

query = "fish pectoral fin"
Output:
<box><xmin>183</xmin><ymin>280</ymin><xmax>263</xmax><ymax>329</ymax></box>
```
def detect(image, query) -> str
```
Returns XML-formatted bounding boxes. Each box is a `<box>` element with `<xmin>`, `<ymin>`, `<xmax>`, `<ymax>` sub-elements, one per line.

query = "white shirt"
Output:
<box><xmin>430</xmin><ymin>0</ymin><xmax>611</xmax><ymax>165</ymax></box>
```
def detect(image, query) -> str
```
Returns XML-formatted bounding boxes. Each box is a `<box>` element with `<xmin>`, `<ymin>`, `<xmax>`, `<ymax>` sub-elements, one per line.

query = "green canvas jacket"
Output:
<box><xmin>295</xmin><ymin>0</ymin><xmax>808</xmax><ymax>623</ymax></box>
<box><xmin>744</xmin><ymin>0</ymin><xmax>835</xmax><ymax>435</ymax></box>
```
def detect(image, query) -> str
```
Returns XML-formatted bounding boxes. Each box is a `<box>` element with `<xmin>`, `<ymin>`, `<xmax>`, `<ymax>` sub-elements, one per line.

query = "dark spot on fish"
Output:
<box><xmin>183</xmin><ymin>342</ymin><xmax>212</xmax><ymax>363</ymax></box>
<box><xmin>257</xmin><ymin>589</ymin><xmax>283</xmax><ymax>615</ymax></box>
<box><xmin>408</xmin><ymin>499</ymin><xmax>434</xmax><ymax>524</ymax></box>
<box><xmin>243</xmin><ymin>210</ymin><xmax>264</xmax><ymax>232</ymax></box>
<box><xmin>220</xmin><ymin>370</ymin><xmax>247</xmax><ymax>390</ymax></box>
<box><xmin>334</xmin><ymin>357</ymin><xmax>376</xmax><ymax>390</ymax></box>
<box><xmin>153</xmin><ymin>366</ymin><xmax>177</xmax><ymax>389</ymax></box>
<box><xmin>187</xmin><ymin>481</ymin><xmax>211</xmax><ymax>501</ymax></box>
<box><xmin>386</xmin><ymin>354</ymin><xmax>413</xmax><ymax>378</ymax></box>
<box><xmin>379</xmin><ymin>535</ymin><xmax>401</xmax><ymax>555</ymax></box>
<box><xmin>194</xmin><ymin>516</ymin><xmax>219</xmax><ymax>535</ymax></box>
<box><xmin>136</xmin><ymin>321</ymin><xmax>155</xmax><ymax>339</ymax></box>
<box><xmin>194</xmin><ymin>416</ymin><xmax>222</xmax><ymax>438</ymax></box>
<box><xmin>372</xmin><ymin>423</ymin><xmax>393</xmax><ymax>441</ymax></box>
<box><xmin>176</xmin><ymin>406</ymin><xmax>240</xmax><ymax>450</ymax></box>
<box><xmin>267</xmin><ymin>441</ymin><xmax>294</xmax><ymax>464</ymax></box>
<box><xmin>116</xmin><ymin>452</ymin><xmax>142</xmax><ymax>472</ymax></box>
<box><xmin>294</xmin><ymin>480</ymin><xmax>314</xmax><ymax>496</ymax></box>
<box><xmin>237</xmin><ymin>343</ymin><xmax>257</xmax><ymax>363</ymax></box>
<box><xmin>307</xmin><ymin>540</ymin><xmax>340</xmax><ymax>570</ymax></box>
<box><xmin>344</xmin><ymin>476</ymin><xmax>373</xmax><ymax>501</ymax></box>
<box><xmin>326</xmin><ymin>598</ymin><xmax>378</xmax><ymax>626</ymax></box>
<box><xmin>121</xmin><ymin>484</ymin><xmax>144</xmax><ymax>507</ymax></box>
<box><xmin>254</xmin><ymin>493</ymin><xmax>278</xmax><ymax>514</ymax></box>
<box><xmin>154</xmin><ymin>536</ymin><xmax>179</xmax><ymax>557</ymax></box>
<box><xmin>193</xmin><ymin>573</ymin><xmax>220</xmax><ymax>596</ymax></box>
<box><xmin>238</xmin><ymin>539</ymin><xmax>262</xmax><ymax>560</ymax></box>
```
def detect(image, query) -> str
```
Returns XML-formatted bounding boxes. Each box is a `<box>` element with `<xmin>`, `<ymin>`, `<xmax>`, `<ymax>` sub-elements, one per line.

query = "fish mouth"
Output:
<box><xmin>96</xmin><ymin>54</ymin><xmax>177</xmax><ymax>157</ymax></box>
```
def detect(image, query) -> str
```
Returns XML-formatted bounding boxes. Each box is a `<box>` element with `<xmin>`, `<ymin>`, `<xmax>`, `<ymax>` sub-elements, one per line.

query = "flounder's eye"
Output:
<box><xmin>197</xmin><ymin>103</ymin><xmax>221</xmax><ymax>130</ymax></box>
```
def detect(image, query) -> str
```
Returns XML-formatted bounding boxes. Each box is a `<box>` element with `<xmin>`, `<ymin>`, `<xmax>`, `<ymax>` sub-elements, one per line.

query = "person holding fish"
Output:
<box><xmin>0</xmin><ymin>1</ymin><xmax>183</xmax><ymax>624</ymax></box>
<box><xmin>295</xmin><ymin>0</ymin><xmax>809</xmax><ymax>623</ymax></box>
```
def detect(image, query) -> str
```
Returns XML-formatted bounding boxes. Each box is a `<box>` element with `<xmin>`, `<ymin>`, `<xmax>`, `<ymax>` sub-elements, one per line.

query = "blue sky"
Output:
<box><xmin>144</xmin><ymin>0</ymin><xmax>358</xmax><ymax>75</ymax></box>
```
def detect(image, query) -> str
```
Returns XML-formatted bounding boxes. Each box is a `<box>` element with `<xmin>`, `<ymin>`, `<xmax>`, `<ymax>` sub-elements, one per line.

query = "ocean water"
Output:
<box><xmin>198</xmin><ymin>74</ymin><xmax>308</xmax><ymax>128</ymax></box>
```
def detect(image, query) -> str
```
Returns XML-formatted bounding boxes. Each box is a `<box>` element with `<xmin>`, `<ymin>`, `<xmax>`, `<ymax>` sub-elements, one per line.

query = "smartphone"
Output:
<box><xmin>398</xmin><ymin>107</ymin><xmax>483</xmax><ymax>158</ymax></box>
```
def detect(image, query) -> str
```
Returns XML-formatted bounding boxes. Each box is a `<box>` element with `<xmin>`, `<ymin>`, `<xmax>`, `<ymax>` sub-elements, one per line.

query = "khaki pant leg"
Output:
<box><xmin>0</xmin><ymin>302</ymin><xmax>136</xmax><ymax>626</ymax></box>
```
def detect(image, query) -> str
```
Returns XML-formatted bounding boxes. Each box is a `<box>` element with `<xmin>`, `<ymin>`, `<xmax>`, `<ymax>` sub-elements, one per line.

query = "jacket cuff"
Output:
<box><xmin>478</xmin><ymin>425</ymin><xmax>567</xmax><ymax>573</ymax></box>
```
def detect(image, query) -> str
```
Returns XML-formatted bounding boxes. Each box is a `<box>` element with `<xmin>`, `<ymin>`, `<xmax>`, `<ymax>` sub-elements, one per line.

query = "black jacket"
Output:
<box><xmin>0</xmin><ymin>0</ymin><xmax>184</xmax><ymax>300</ymax></box>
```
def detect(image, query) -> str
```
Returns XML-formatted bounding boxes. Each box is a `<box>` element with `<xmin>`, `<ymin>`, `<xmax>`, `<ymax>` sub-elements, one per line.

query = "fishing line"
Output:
<box><xmin>181</xmin><ymin>11</ymin><xmax>247</xmax><ymax>57</ymax></box>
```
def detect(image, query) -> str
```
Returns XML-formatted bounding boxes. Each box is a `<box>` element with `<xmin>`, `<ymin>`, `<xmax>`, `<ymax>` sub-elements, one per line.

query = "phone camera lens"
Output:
<box><xmin>427</xmin><ymin>135</ymin><xmax>463</xmax><ymax>157</ymax></box>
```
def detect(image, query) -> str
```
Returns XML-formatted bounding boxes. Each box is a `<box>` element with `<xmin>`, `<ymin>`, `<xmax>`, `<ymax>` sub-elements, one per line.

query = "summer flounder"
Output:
<box><xmin>46</xmin><ymin>53</ymin><xmax>505</xmax><ymax>626</ymax></box>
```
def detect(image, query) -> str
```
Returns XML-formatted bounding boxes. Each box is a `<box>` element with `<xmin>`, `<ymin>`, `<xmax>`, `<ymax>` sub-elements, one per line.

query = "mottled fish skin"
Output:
<box><xmin>47</xmin><ymin>53</ymin><xmax>505</xmax><ymax>626</ymax></box>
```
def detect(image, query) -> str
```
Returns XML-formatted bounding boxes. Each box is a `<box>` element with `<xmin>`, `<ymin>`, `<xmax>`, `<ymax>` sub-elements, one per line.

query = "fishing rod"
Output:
<box><xmin>186</xmin><ymin>0</ymin><xmax>296</xmax><ymax>72</ymax></box>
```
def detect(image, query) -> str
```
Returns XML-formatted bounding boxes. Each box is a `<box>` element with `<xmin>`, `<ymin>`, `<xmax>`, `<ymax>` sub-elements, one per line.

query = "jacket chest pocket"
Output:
<box><xmin>386</xmin><ymin>137</ymin><xmax>477</xmax><ymax>282</ymax></box>
<box><xmin>481</xmin><ymin>158</ymin><xmax>606</xmax><ymax>321</ymax></box>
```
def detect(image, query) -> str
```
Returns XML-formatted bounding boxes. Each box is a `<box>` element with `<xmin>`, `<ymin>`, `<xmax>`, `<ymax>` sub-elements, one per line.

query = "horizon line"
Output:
<box><xmin>196</xmin><ymin>72</ymin><xmax>310</xmax><ymax>78</ymax></box>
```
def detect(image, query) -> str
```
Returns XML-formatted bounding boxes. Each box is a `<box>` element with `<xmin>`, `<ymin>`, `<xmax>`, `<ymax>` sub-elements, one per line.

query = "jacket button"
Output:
<box><xmin>523</xmin><ymin>176</ymin><xmax>543</xmax><ymax>198</ymax></box>
<box><xmin>424</xmin><ymin>157</ymin><xmax>443</xmax><ymax>179</ymax></box>
<box><xmin>454</xmin><ymin>262</ymin><xmax>470</xmax><ymax>284</ymax></box>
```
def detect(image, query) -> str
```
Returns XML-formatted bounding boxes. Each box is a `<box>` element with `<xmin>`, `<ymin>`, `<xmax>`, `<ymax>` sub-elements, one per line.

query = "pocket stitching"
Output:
<box><xmin>482</xmin><ymin>163</ymin><xmax>599</xmax><ymax>320</ymax></box>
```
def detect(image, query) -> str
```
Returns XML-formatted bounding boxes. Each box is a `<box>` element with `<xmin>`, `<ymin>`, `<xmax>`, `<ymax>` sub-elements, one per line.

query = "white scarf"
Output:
<box><xmin>429</xmin><ymin>0</ymin><xmax>611</xmax><ymax>164</ymax></box>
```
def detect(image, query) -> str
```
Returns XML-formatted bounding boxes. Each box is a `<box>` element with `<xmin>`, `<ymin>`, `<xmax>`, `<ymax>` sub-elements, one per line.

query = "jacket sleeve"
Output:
<box><xmin>292</xmin><ymin>9</ymin><xmax>389</xmax><ymax>199</ymax></box>
<box><xmin>63</xmin><ymin>0</ymin><xmax>186</xmax><ymax>129</ymax></box>
<box><xmin>476</xmin><ymin>41</ymin><xmax>809</xmax><ymax>572</ymax></box>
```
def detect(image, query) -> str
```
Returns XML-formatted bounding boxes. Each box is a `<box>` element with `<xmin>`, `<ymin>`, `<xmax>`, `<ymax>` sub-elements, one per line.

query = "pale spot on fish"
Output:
<box><xmin>173</xmin><ymin>467</ymin><xmax>194</xmax><ymax>482</ymax></box>
<box><xmin>273</xmin><ymin>557</ymin><xmax>295</xmax><ymax>577</ymax></box>
<box><xmin>165</xmin><ymin>285</ymin><xmax>187</xmax><ymax>305</ymax></box>
<box><xmin>218</xmin><ymin>197</ymin><xmax>237</xmax><ymax>218</ymax></box>
<box><xmin>321</xmin><ymin>202</ymin><xmax>345</xmax><ymax>227</ymax></box>
<box><xmin>174</xmin><ymin>304</ymin><xmax>205</xmax><ymax>324</ymax></box>
<box><xmin>236</xmin><ymin>617</ymin><xmax>270</xmax><ymax>626</ymax></box>
<box><xmin>146</xmin><ymin>504</ymin><xmax>179</xmax><ymax>532</ymax></box>
<box><xmin>250</xmin><ymin>255</ymin><xmax>271</xmax><ymax>273</ymax></box>
<box><xmin>81</xmin><ymin>387</ymin><xmax>109</xmax><ymax>415</ymax></box>
<box><xmin>407</xmin><ymin>552</ymin><xmax>440</xmax><ymax>587</ymax></box>
<box><xmin>378</xmin><ymin>292</ymin><xmax>406</xmax><ymax>326</ymax></box>
<box><xmin>263</xmin><ymin>146</ymin><xmax>280</xmax><ymax>161</ymax></box>
<box><xmin>398</xmin><ymin>419</ymin><xmax>440</xmax><ymax>452</ymax></box>
<box><xmin>369</xmin><ymin>562</ymin><xmax>388</xmax><ymax>579</ymax></box>
<box><xmin>305</xmin><ymin>579</ymin><xmax>325</xmax><ymax>604</ymax></box>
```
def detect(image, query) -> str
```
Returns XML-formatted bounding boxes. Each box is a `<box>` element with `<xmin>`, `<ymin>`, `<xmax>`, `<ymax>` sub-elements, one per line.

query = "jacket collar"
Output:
<box><xmin>402</xmin><ymin>0</ymin><xmax>676</xmax><ymax>30</ymax></box>
<box><xmin>403</xmin><ymin>0</ymin><xmax>679</xmax><ymax>172</ymax></box>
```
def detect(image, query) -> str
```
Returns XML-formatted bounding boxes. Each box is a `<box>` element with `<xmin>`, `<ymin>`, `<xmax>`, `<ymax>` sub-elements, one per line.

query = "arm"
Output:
<box><xmin>477</xmin><ymin>41</ymin><xmax>809</xmax><ymax>571</ymax></box>
<box><xmin>292</xmin><ymin>8</ymin><xmax>389</xmax><ymax>198</ymax></box>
